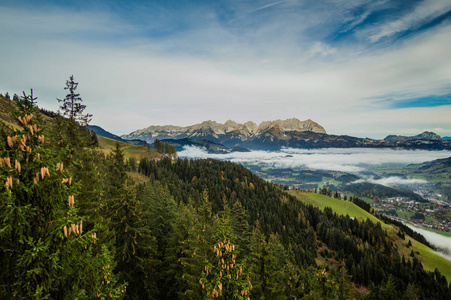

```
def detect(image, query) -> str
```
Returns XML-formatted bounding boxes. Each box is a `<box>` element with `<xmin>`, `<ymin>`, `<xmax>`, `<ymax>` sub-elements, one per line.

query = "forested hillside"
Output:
<box><xmin>1</xmin><ymin>89</ymin><xmax>450</xmax><ymax>299</ymax></box>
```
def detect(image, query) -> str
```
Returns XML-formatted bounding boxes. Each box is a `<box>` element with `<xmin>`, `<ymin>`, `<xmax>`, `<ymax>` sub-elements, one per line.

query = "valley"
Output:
<box><xmin>176</xmin><ymin>146</ymin><xmax>451</xmax><ymax>236</ymax></box>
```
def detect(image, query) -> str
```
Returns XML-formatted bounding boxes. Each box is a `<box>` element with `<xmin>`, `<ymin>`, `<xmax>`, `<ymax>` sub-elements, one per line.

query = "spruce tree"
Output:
<box><xmin>200</xmin><ymin>212</ymin><xmax>252</xmax><ymax>300</ymax></box>
<box><xmin>57</xmin><ymin>75</ymin><xmax>92</xmax><ymax>126</ymax></box>
<box><xmin>0</xmin><ymin>91</ymin><xmax>124</xmax><ymax>299</ymax></box>
<box><xmin>248</xmin><ymin>225</ymin><xmax>286</xmax><ymax>299</ymax></box>
<box><xmin>102</xmin><ymin>142</ymin><xmax>158</xmax><ymax>299</ymax></box>
<box><xmin>165</xmin><ymin>201</ymin><xmax>205</xmax><ymax>299</ymax></box>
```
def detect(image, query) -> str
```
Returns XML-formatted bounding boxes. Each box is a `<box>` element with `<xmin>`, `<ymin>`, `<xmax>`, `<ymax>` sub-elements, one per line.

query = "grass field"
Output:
<box><xmin>97</xmin><ymin>136</ymin><xmax>164</xmax><ymax>160</ymax></box>
<box><xmin>397</xmin><ymin>210</ymin><xmax>414</xmax><ymax>219</ymax></box>
<box><xmin>423</xmin><ymin>227</ymin><xmax>451</xmax><ymax>238</ymax></box>
<box><xmin>289</xmin><ymin>190</ymin><xmax>451</xmax><ymax>282</ymax></box>
<box><xmin>289</xmin><ymin>191</ymin><xmax>383</xmax><ymax>225</ymax></box>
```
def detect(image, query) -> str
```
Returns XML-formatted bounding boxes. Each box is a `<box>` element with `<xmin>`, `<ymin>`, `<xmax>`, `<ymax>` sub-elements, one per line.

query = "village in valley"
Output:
<box><xmin>373</xmin><ymin>191</ymin><xmax>451</xmax><ymax>233</ymax></box>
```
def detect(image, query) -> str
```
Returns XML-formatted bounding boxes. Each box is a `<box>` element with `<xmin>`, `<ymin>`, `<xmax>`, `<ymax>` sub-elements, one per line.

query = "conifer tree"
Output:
<box><xmin>230</xmin><ymin>201</ymin><xmax>252</xmax><ymax>259</ymax></box>
<box><xmin>248</xmin><ymin>225</ymin><xmax>286</xmax><ymax>299</ymax></box>
<box><xmin>53</xmin><ymin>75</ymin><xmax>92</xmax><ymax>157</ymax></box>
<box><xmin>165</xmin><ymin>201</ymin><xmax>205</xmax><ymax>299</ymax></box>
<box><xmin>144</xmin><ymin>183</ymin><xmax>176</xmax><ymax>293</ymax></box>
<box><xmin>57</xmin><ymin>75</ymin><xmax>92</xmax><ymax>126</ymax></box>
<box><xmin>0</xmin><ymin>91</ymin><xmax>124</xmax><ymax>299</ymax></box>
<box><xmin>200</xmin><ymin>204</ymin><xmax>252</xmax><ymax>300</ymax></box>
<box><xmin>102</xmin><ymin>142</ymin><xmax>158</xmax><ymax>299</ymax></box>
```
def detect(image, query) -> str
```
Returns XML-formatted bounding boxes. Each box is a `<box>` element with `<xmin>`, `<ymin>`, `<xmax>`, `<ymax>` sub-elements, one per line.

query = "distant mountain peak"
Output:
<box><xmin>415</xmin><ymin>131</ymin><xmax>443</xmax><ymax>140</ymax></box>
<box><xmin>122</xmin><ymin>118</ymin><xmax>327</xmax><ymax>143</ymax></box>
<box><xmin>257</xmin><ymin>118</ymin><xmax>326</xmax><ymax>134</ymax></box>
<box><xmin>385</xmin><ymin>131</ymin><xmax>444</xmax><ymax>141</ymax></box>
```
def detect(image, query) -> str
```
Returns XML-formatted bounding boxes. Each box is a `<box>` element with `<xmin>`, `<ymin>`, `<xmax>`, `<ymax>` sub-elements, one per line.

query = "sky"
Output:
<box><xmin>1</xmin><ymin>0</ymin><xmax>451</xmax><ymax>138</ymax></box>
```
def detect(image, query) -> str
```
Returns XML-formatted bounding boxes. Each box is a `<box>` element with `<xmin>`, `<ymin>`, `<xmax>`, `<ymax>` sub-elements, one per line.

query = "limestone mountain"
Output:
<box><xmin>122</xmin><ymin>118</ymin><xmax>326</xmax><ymax>147</ymax></box>
<box><xmin>123</xmin><ymin>119</ymin><xmax>451</xmax><ymax>151</ymax></box>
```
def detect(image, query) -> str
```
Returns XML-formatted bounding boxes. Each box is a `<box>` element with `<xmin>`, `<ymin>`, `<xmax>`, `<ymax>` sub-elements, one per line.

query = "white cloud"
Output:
<box><xmin>352</xmin><ymin>176</ymin><xmax>428</xmax><ymax>186</ymax></box>
<box><xmin>178</xmin><ymin>146</ymin><xmax>451</xmax><ymax>173</ymax></box>
<box><xmin>365</xmin><ymin>0</ymin><xmax>451</xmax><ymax>42</ymax></box>
<box><xmin>307</xmin><ymin>42</ymin><xmax>337</xmax><ymax>57</ymax></box>
<box><xmin>405</xmin><ymin>224</ymin><xmax>451</xmax><ymax>259</ymax></box>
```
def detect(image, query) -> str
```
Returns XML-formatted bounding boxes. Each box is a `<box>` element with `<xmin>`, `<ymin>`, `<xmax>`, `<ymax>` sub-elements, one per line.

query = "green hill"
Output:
<box><xmin>97</xmin><ymin>135</ymin><xmax>163</xmax><ymax>160</ymax></box>
<box><xmin>289</xmin><ymin>190</ymin><xmax>451</xmax><ymax>282</ymax></box>
<box><xmin>290</xmin><ymin>191</ymin><xmax>380</xmax><ymax>223</ymax></box>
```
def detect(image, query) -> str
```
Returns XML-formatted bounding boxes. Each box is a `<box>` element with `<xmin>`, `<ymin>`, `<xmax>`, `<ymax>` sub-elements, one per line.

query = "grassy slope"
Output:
<box><xmin>423</xmin><ymin>228</ymin><xmax>451</xmax><ymax>238</ymax></box>
<box><xmin>290</xmin><ymin>191</ymin><xmax>382</xmax><ymax>225</ymax></box>
<box><xmin>97</xmin><ymin>135</ymin><xmax>163</xmax><ymax>160</ymax></box>
<box><xmin>289</xmin><ymin>190</ymin><xmax>451</xmax><ymax>282</ymax></box>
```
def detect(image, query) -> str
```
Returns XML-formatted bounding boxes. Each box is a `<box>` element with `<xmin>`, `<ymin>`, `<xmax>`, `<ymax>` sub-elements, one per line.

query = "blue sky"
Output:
<box><xmin>1</xmin><ymin>0</ymin><xmax>450</xmax><ymax>138</ymax></box>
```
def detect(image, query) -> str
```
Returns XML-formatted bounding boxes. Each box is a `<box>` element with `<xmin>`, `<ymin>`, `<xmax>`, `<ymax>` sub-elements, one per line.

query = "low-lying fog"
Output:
<box><xmin>179</xmin><ymin>146</ymin><xmax>451</xmax><ymax>259</ymax></box>
<box><xmin>178</xmin><ymin>146</ymin><xmax>451</xmax><ymax>174</ymax></box>
<box><xmin>405</xmin><ymin>224</ymin><xmax>451</xmax><ymax>261</ymax></box>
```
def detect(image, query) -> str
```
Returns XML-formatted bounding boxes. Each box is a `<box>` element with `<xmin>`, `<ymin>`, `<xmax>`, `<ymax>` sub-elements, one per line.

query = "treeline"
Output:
<box><xmin>153</xmin><ymin>138</ymin><xmax>177</xmax><ymax>159</ymax></box>
<box><xmin>343</xmin><ymin>182</ymin><xmax>426</xmax><ymax>202</ymax></box>
<box><xmin>350</xmin><ymin>195</ymin><xmax>372</xmax><ymax>213</ymax></box>
<box><xmin>379</xmin><ymin>215</ymin><xmax>435</xmax><ymax>249</ymax></box>
<box><xmin>1</xmin><ymin>82</ymin><xmax>450</xmax><ymax>299</ymax></box>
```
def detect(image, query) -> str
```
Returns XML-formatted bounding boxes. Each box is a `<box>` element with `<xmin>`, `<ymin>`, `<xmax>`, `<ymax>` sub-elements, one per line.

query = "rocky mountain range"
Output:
<box><xmin>122</xmin><ymin>118</ymin><xmax>326</xmax><ymax>142</ymax></box>
<box><xmin>122</xmin><ymin>118</ymin><xmax>330</xmax><ymax>150</ymax></box>
<box><xmin>121</xmin><ymin>118</ymin><xmax>451</xmax><ymax>151</ymax></box>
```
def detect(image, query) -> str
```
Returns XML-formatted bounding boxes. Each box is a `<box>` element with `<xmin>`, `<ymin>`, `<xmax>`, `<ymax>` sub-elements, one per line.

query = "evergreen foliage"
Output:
<box><xmin>57</xmin><ymin>75</ymin><xmax>92</xmax><ymax>126</ymax></box>
<box><xmin>1</xmin><ymin>85</ymin><xmax>450</xmax><ymax>299</ymax></box>
<box><xmin>154</xmin><ymin>139</ymin><xmax>177</xmax><ymax>159</ymax></box>
<box><xmin>0</xmin><ymin>91</ymin><xmax>124</xmax><ymax>299</ymax></box>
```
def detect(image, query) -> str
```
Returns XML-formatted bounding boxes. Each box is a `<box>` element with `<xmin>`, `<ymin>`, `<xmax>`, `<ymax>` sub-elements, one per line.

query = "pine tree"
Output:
<box><xmin>248</xmin><ymin>225</ymin><xmax>286</xmax><ymax>299</ymax></box>
<box><xmin>101</xmin><ymin>142</ymin><xmax>158</xmax><ymax>298</ymax></box>
<box><xmin>230</xmin><ymin>201</ymin><xmax>252</xmax><ymax>259</ymax></box>
<box><xmin>200</xmin><ymin>210</ymin><xmax>252</xmax><ymax>300</ymax></box>
<box><xmin>165</xmin><ymin>201</ymin><xmax>205</xmax><ymax>299</ymax></box>
<box><xmin>57</xmin><ymin>75</ymin><xmax>92</xmax><ymax>125</ymax></box>
<box><xmin>0</xmin><ymin>91</ymin><xmax>124</xmax><ymax>299</ymax></box>
<box><xmin>53</xmin><ymin>76</ymin><xmax>92</xmax><ymax>163</ymax></box>
<box><xmin>143</xmin><ymin>182</ymin><xmax>176</xmax><ymax>297</ymax></box>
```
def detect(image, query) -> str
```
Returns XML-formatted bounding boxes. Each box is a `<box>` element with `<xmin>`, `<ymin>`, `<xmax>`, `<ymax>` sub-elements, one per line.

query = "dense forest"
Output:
<box><xmin>1</xmin><ymin>81</ymin><xmax>450</xmax><ymax>299</ymax></box>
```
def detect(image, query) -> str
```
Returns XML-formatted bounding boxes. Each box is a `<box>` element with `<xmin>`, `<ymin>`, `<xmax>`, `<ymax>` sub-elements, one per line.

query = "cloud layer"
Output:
<box><xmin>405</xmin><ymin>224</ymin><xmax>451</xmax><ymax>260</ymax></box>
<box><xmin>352</xmin><ymin>177</ymin><xmax>428</xmax><ymax>186</ymax></box>
<box><xmin>178</xmin><ymin>146</ymin><xmax>451</xmax><ymax>173</ymax></box>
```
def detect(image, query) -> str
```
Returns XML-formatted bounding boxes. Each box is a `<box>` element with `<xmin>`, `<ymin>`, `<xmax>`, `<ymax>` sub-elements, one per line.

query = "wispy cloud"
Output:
<box><xmin>0</xmin><ymin>1</ymin><xmax>450</xmax><ymax>137</ymax></box>
<box><xmin>255</xmin><ymin>1</ymin><xmax>285</xmax><ymax>12</ymax></box>
<box><xmin>364</xmin><ymin>0</ymin><xmax>451</xmax><ymax>42</ymax></box>
<box><xmin>352</xmin><ymin>176</ymin><xmax>428</xmax><ymax>186</ymax></box>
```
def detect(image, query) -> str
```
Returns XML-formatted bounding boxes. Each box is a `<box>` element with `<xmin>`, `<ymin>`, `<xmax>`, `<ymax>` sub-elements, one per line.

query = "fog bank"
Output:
<box><xmin>405</xmin><ymin>224</ymin><xmax>451</xmax><ymax>261</ymax></box>
<box><xmin>178</xmin><ymin>146</ymin><xmax>451</xmax><ymax>174</ymax></box>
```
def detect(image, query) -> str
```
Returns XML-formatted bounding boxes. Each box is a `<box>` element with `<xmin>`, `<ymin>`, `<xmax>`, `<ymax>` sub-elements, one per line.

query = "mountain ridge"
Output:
<box><xmin>122</xmin><ymin>118</ymin><xmax>451</xmax><ymax>150</ymax></box>
<box><xmin>122</xmin><ymin>118</ymin><xmax>327</xmax><ymax>142</ymax></box>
